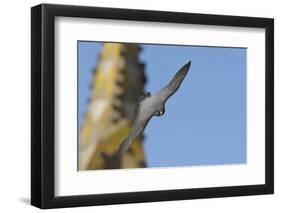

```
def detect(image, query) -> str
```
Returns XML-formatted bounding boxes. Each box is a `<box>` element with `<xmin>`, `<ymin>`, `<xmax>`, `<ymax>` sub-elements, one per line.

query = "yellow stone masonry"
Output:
<box><xmin>79</xmin><ymin>43</ymin><xmax>146</xmax><ymax>170</ymax></box>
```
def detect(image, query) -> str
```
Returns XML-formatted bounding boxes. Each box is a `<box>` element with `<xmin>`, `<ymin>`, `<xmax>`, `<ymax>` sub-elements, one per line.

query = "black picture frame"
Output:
<box><xmin>31</xmin><ymin>3</ymin><xmax>274</xmax><ymax>209</ymax></box>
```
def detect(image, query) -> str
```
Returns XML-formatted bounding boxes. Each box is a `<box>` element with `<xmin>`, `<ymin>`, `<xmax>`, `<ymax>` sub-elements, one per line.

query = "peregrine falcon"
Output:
<box><xmin>118</xmin><ymin>61</ymin><xmax>192</xmax><ymax>156</ymax></box>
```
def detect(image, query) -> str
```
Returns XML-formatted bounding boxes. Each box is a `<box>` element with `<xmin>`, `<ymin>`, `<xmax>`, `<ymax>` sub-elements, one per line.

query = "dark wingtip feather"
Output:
<box><xmin>176</xmin><ymin>60</ymin><xmax>192</xmax><ymax>79</ymax></box>
<box><xmin>186</xmin><ymin>60</ymin><xmax>191</xmax><ymax>68</ymax></box>
<box><xmin>177</xmin><ymin>61</ymin><xmax>191</xmax><ymax>76</ymax></box>
<box><xmin>117</xmin><ymin>138</ymin><xmax>127</xmax><ymax>156</ymax></box>
<box><xmin>183</xmin><ymin>61</ymin><xmax>191</xmax><ymax>72</ymax></box>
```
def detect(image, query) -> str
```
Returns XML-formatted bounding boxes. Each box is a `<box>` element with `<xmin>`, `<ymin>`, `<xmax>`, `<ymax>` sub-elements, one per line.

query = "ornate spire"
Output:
<box><xmin>79</xmin><ymin>43</ymin><xmax>146</xmax><ymax>170</ymax></box>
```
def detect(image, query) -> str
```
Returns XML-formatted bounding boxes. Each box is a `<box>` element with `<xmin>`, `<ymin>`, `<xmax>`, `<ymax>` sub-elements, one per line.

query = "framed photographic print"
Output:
<box><xmin>31</xmin><ymin>3</ymin><xmax>274</xmax><ymax>209</ymax></box>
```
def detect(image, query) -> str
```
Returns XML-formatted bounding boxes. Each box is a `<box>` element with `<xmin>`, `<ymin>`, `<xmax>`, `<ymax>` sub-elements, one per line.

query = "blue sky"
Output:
<box><xmin>78</xmin><ymin>41</ymin><xmax>247</xmax><ymax>167</ymax></box>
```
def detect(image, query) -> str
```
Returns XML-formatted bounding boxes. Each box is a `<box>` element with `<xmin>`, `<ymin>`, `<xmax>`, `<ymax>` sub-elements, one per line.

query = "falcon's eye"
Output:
<box><xmin>154</xmin><ymin>107</ymin><xmax>165</xmax><ymax>117</ymax></box>
<box><xmin>159</xmin><ymin>108</ymin><xmax>165</xmax><ymax>116</ymax></box>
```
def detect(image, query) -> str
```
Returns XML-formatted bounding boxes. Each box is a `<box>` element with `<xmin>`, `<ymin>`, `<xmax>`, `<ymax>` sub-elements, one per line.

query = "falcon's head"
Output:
<box><xmin>154</xmin><ymin>106</ymin><xmax>165</xmax><ymax>117</ymax></box>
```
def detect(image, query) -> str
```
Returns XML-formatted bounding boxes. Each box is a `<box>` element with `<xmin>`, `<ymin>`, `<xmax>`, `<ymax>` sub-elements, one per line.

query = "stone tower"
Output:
<box><xmin>79</xmin><ymin>43</ymin><xmax>146</xmax><ymax>170</ymax></box>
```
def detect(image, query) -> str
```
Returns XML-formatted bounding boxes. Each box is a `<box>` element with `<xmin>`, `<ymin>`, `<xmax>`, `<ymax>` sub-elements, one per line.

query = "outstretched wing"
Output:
<box><xmin>118</xmin><ymin>94</ymin><xmax>153</xmax><ymax>156</ymax></box>
<box><xmin>156</xmin><ymin>61</ymin><xmax>191</xmax><ymax>104</ymax></box>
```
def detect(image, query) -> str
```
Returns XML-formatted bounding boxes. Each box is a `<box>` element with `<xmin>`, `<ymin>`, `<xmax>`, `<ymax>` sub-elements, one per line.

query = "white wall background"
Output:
<box><xmin>0</xmin><ymin>0</ymin><xmax>279</xmax><ymax>212</ymax></box>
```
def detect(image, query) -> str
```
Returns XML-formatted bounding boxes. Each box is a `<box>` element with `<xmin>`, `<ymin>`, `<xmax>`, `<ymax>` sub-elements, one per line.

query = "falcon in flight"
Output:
<box><xmin>118</xmin><ymin>61</ymin><xmax>191</xmax><ymax>156</ymax></box>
